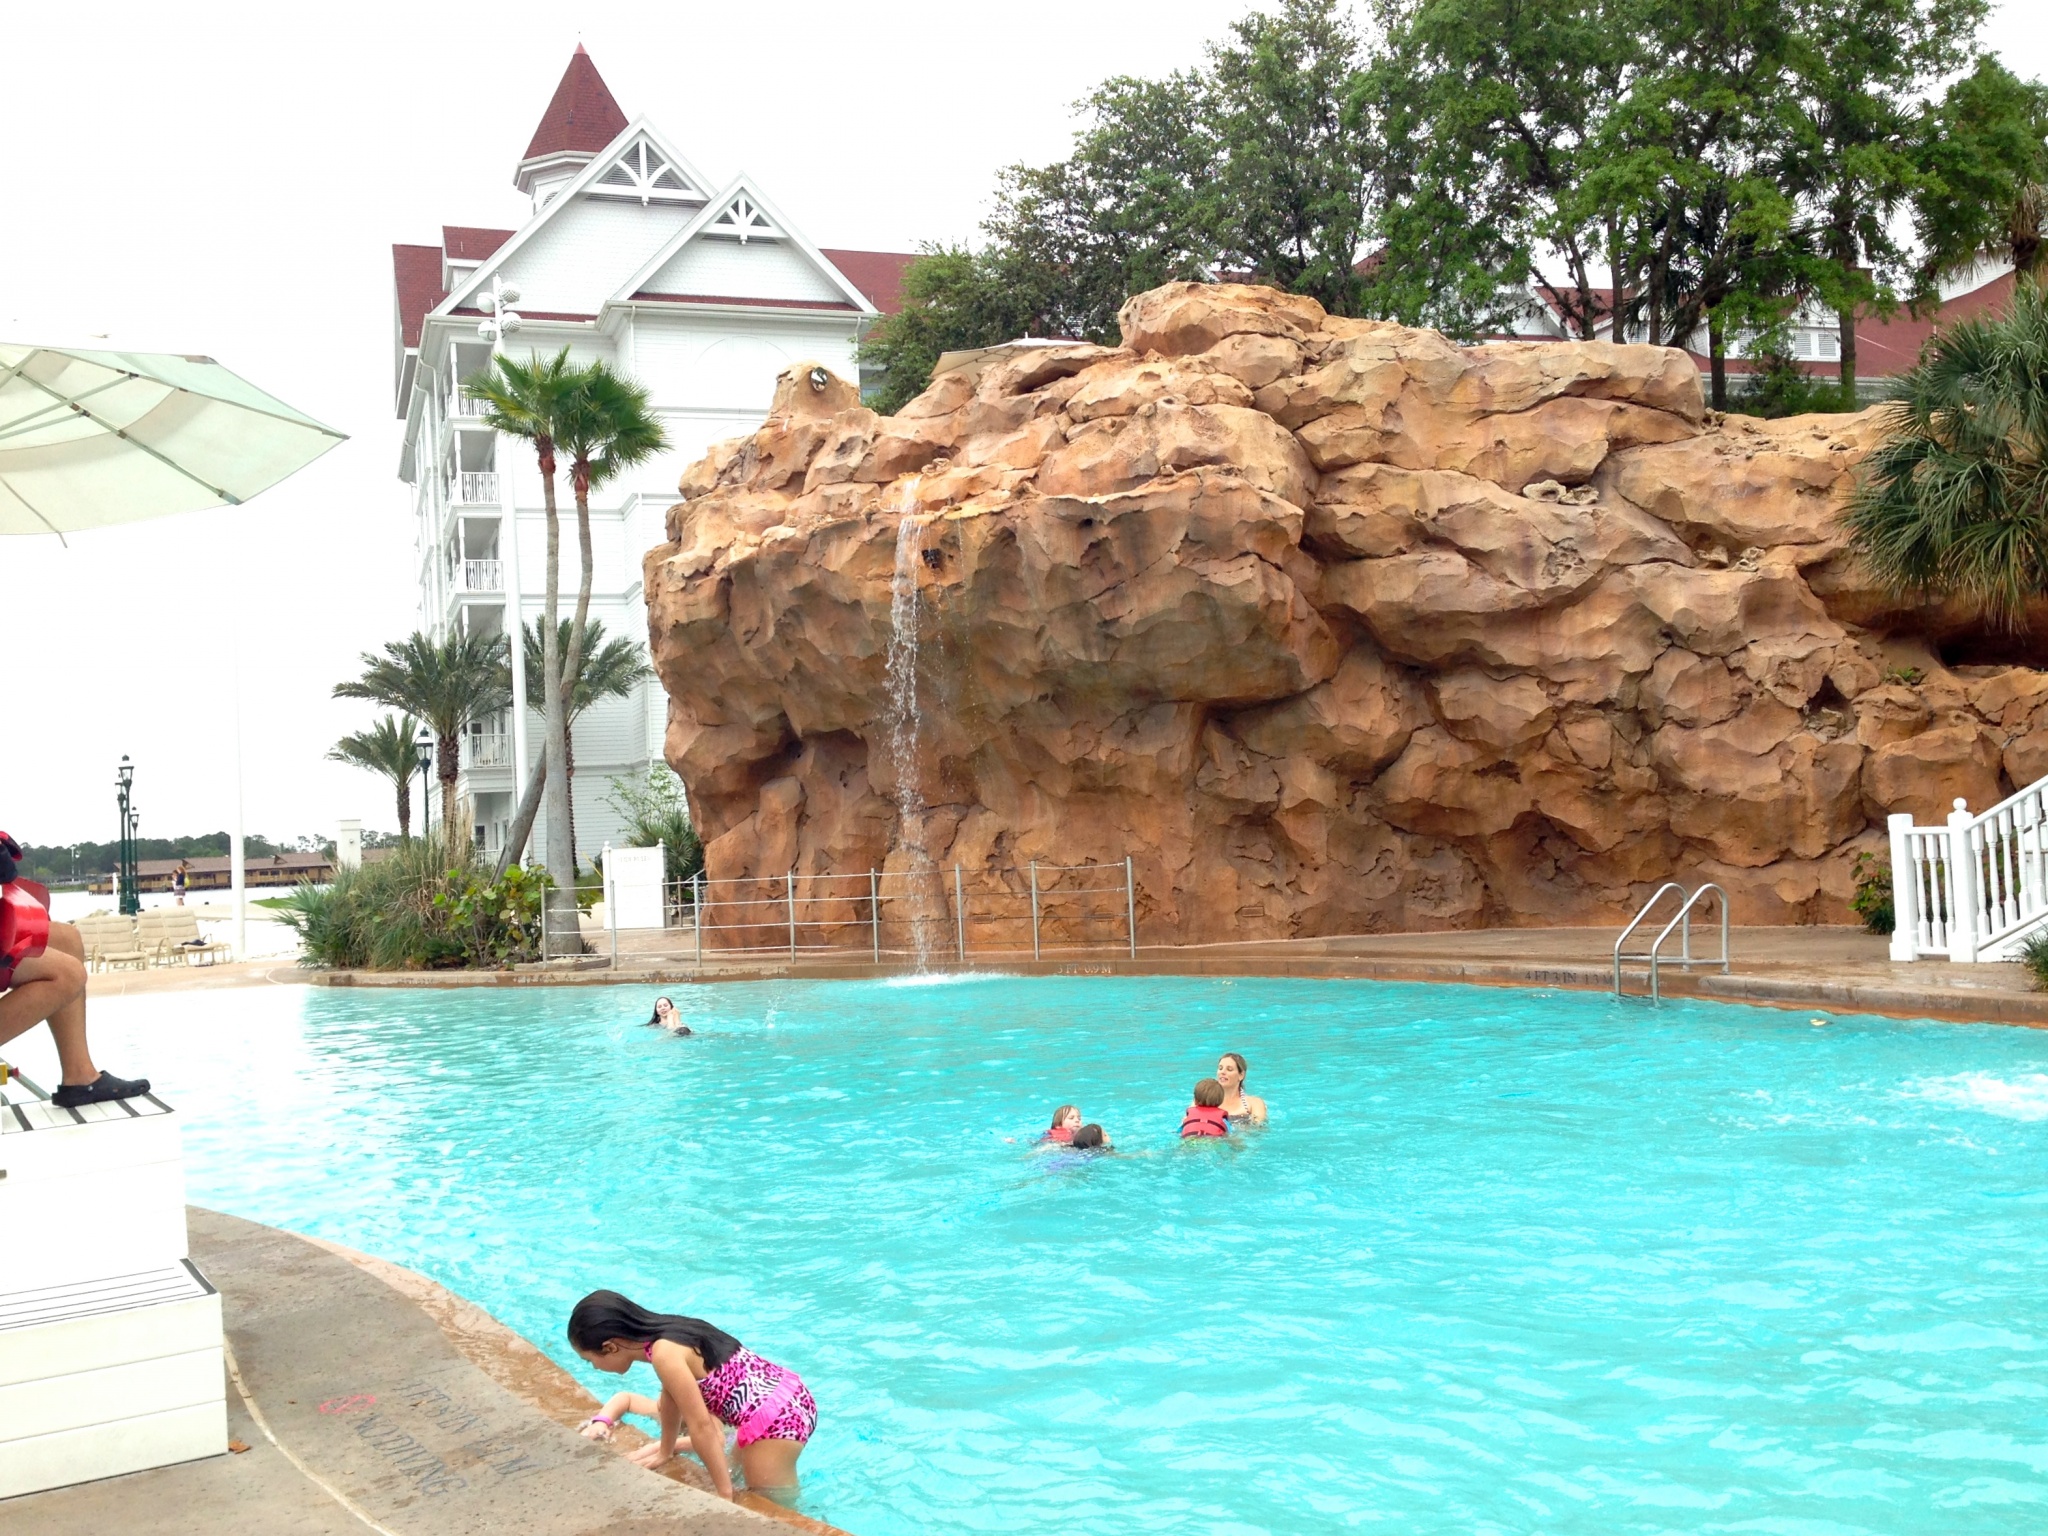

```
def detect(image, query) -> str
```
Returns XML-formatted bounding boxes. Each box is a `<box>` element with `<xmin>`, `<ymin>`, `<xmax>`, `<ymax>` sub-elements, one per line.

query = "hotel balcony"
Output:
<box><xmin>459</xmin><ymin>558</ymin><xmax>503</xmax><ymax>593</ymax></box>
<box><xmin>463</xmin><ymin>731</ymin><xmax>511</xmax><ymax>768</ymax></box>
<box><xmin>455</xmin><ymin>471</ymin><xmax>499</xmax><ymax>503</ymax></box>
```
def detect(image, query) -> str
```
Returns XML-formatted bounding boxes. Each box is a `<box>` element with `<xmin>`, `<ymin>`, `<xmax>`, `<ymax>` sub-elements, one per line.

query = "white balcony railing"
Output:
<box><xmin>456</xmin><ymin>472</ymin><xmax>500</xmax><ymax>503</ymax></box>
<box><xmin>449</xmin><ymin>391</ymin><xmax>489</xmax><ymax>418</ymax></box>
<box><xmin>461</xmin><ymin>559</ymin><xmax>503</xmax><ymax>592</ymax></box>
<box><xmin>464</xmin><ymin>733</ymin><xmax>511</xmax><ymax>768</ymax></box>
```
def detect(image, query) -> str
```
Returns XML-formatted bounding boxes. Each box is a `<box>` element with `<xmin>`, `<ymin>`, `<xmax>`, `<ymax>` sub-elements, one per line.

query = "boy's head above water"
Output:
<box><xmin>1192</xmin><ymin>1078</ymin><xmax>1225</xmax><ymax>1109</ymax></box>
<box><xmin>1071</xmin><ymin>1123</ymin><xmax>1108</xmax><ymax>1150</ymax></box>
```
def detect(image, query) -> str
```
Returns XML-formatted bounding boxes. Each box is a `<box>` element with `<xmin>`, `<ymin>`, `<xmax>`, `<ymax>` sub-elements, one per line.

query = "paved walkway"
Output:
<box><xmin>8</xmin><ymin>1211</ymin><xmax>837</xmax><ymax>1535</ymax></box>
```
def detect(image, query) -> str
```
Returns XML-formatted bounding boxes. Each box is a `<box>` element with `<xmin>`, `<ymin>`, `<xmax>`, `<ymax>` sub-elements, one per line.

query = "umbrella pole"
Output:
<box><xmin>231</xmin><ymin>619</ymin><xmax>247</xmax><ymax>960</ymax></box>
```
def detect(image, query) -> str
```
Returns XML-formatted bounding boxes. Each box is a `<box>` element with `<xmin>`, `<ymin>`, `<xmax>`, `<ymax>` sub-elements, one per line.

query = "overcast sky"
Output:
<box><xmin>6</xmin><ymin>1</ymin><xmax>2044</xmax><ymax>848</ymax></box>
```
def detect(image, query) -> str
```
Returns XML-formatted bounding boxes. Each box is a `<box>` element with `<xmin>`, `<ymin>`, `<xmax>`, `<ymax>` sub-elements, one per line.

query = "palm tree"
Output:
<box><xmin>546</xmin><ymin>367</ymin><xmax>667</xmax><ymax>930</ymax></box>
<box><xmin>523</xmin><ymin>617</ymin><xmax>654</xmax><ymax>873</ymax></box>
<box><xmin>1843</xmin><ymin>277</ymin><xmax>2048</xmax><ymax>630</ymax></box>
<box><xmin>327</xmin><ymin>714</ymin><xmax>422</xmax><ymax>839</ymax></box>
<box><xmin>333</xmin><ymin>632</ymin><xmax>511</xmax><ymax>835</ymax></box>
<box><xmin>467</xmin><ymin>347</ymin><xmax>577</xmax><ymax>892</ymax></box>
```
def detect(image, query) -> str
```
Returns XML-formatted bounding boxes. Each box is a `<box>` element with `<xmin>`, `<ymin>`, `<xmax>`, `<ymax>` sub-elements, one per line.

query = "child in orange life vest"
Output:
<box><xmin>1180</xmin><ymin>1077</ymin><xmax>1230</xmax><ymax>1138</ymax></box>
<box><xmin>1040</xmin><ymin>1104</ymin><xmax>1081</xmax><ymax>1144</ymax></box>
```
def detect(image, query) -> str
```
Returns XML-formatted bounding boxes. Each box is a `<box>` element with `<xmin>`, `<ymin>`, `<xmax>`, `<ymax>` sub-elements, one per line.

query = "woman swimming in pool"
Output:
<box><xmin>1216</xmin><ymin>1052</ymin><xmax>1266</xmax><ymax>1124</ymax></box>
<box><xmin>645</xmin><ymin>996</ymin><xmax>692</xmax><ymax>1035</ymax></box>
<box><xmin>568</xmin><ymin>1290</ymin><xmax>813</xmax><ymax>1499</ymax></box>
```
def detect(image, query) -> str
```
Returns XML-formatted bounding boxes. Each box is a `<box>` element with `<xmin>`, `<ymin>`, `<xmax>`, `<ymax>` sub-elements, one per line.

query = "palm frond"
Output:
<box><xmin>1844</xmin><ymin>277</ymin><xmax>2048</xmax><ymax>630</ymax></box>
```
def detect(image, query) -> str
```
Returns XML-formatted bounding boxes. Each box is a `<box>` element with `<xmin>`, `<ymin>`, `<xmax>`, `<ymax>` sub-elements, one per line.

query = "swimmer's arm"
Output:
<box><xmin>582</xmin><ymin>1391</ymin><xmax>658</xmax><ymax>1439</ymax></box>
<box><xmin>641</xmin><ymin>1344</ymin><xmax>734</xmax><ymax>1500</ymax></box>
<box><xmin>1245</xmin><ymin>1095</ymin><xmax>1268</xmax><ymax>1124</ymax></box>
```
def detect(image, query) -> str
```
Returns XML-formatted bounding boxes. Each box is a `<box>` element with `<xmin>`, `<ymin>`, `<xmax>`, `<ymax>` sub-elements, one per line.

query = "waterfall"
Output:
<box><xmin>885</xmin><ymin>503</ymin><xmax>943</xmax><ymax>968</ymax></box>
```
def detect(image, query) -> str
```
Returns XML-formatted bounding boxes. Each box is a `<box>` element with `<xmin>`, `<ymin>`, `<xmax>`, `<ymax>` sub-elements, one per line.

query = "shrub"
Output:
<box><xmin>2020</xmin><ymin>931</ymin><xmax>2048</xmax><ymax>989</ymax></box>
<box><xmin>277</xmin><ymin>835</ymin><xmax>548</xmax><ymax>970</ymax></box>
<box><xmin>1850</xmin><ymin>852</ymin><xmax>1896</xmax><ymax>936</ymax></box>
<box><xmin>604</xmin><ymin>766</ymin><xmax>705</xmax><ymax>889</ymax></box>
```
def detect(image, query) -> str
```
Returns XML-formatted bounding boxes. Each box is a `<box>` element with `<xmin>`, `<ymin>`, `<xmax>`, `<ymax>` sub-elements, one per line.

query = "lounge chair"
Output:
<box><xmin>73</xmin><ymin>914</ymin><xmax>148</xmax><ymax>972</ymax></box>
<box><xmin>137</xmin><ymin>909</ymin><xmax>231</xmax><ymax>967</ymax></box>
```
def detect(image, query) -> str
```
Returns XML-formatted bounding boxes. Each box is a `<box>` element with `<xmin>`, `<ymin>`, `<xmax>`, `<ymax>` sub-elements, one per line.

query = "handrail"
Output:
<box><xmin>1644</xmin><ymin>884</ymin><xmax>1729</xmax><ymax>1003</ymax></box>
<box><xmin>1613</xmin><ymin>883</ymin><xmax>1685</xmax><ymax>995</ymax></box>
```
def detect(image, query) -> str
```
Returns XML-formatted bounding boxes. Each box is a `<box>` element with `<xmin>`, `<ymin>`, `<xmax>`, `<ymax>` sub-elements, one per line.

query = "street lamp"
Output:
<box><xmin>477</xmin><ymin>274</ymin><xmax>532</xmax><ymax>830</ymax></box>
<box><xmin>114</xmin><ymin>756</ymin><xmax>139</xmax><ymax>916</ymax></box>
<box><xmin>415</xmin><ymin>728</ymin><xmax>436</xmax><ymax>838</ymax></box>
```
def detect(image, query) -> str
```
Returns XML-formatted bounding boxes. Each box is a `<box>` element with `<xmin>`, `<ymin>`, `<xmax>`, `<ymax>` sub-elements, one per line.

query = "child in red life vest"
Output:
<box><xmin>1040</xmin><ymin>1104</ymin><xmax>1081</xmax><ymax>1144</ymax></box>
<box><xmin>1180</xmin><ymin>1078</ymin><xmax>1230</xmax><ymax>1138</ymax></box>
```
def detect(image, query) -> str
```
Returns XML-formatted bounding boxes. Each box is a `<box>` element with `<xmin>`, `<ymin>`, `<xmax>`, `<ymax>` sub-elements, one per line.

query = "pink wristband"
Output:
<box><xmin>590</xmin><ymin>1415</ymin><xmax>615</xmax><ymax>1426</ymax></box>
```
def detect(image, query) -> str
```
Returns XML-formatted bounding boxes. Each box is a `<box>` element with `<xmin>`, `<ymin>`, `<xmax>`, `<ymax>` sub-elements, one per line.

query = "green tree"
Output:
<box><xmin>326</xmin><ymin>714</ymin><xmax>422</xmax><ymax>839</ymax></box>
<box><xmin>522</xmin><ymin>617</ymin><xmax>652</xmax><ymax>873</ymax></box>
<box><xmin>1208</xmin><ymin>0</ymin><xmax>1382</xmax><ymax>315</ymax></box>
<box><xmin>332</xmin><ymin>632</ymin><xmax>510</xmax><ymax>837</ymax></box>
<box><xmin>1779</xmin><ymin>0</ymin><xmax>1988</xmax><ymax>396</ymax></box>
<box><xmin>466</xmin><ymin>347</ymin><xmax>578</xmax><ymax>886</ymax></box>
<box><xmin>541</xmin><ymin>366</ymin><xmax>668</xmax><ymax>944</ymax></box>
<box><xmin>1916</xmin><ymin>57</ymin><xmax>2048</xmax><ymax>284</ymax></box>
<box><xmin>1843</xmin><ymin>278</ymin><xmax>2048</xmax><ymax>629</ymax></box>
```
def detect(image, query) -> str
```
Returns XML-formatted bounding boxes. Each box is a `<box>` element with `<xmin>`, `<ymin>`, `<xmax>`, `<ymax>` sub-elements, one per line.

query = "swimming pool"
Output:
<box><xmin>44</xmin><ymin>976</ymin><xmax>2048</xmax><ymax>1534</ymax></box>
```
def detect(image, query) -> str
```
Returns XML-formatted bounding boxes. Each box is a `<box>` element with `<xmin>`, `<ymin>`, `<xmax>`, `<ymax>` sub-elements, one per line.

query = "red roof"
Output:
<box><xmin>1855</xmin><ymin>269</ymin><xmax>2016</xmax><ymax>378</ymax></box>
<box><xmin>392</xmin><ymin>243</ymin><xmax>446</xmax><ymax>349</ymax></box>
<box><xmin>820</xmin><ymin>249</ymin><xmax>918</xmax><ymax>315</ymax></box>
<box><xmin>522</xmin><ymin>46</ymin><xmax>628</xmax><ymax>165</ymax></box>
<box><xmin>442</xmin><ymin>226</ymin><xmax>515</xmax><ymax>262</ymax></box>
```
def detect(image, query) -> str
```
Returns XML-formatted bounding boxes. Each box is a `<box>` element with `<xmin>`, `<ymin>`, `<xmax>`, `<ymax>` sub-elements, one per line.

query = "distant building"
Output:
<box><xmin>392</xmin><ymin>48</ymin><xmax>914</xmax><ymax>862</ymax></box>
<box><xmin>89</xmin><ymin>853</ymin><xmax>333</xmax><ymax>895</ymax></box>
<box><xmin>1497</xmin><ymin>259</ymin><xmax>2018</xmax><ymax>395</ymax></box>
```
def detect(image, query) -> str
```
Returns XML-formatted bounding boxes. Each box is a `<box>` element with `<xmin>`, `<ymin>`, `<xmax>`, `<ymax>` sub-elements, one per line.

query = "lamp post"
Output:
<box><xmin>114</xmin><ymin>756</ymin><xmax>139</xmax><ymax>916</ymax></box>
<box><xmin>477</xmin><ymin>275</ymin><xmax>530</xmax><ymax>837</ymax></box>
<box><xmin>415</xmin><ymin>727</ymin><xmax>436</xmax><ymax>841</ymax></box>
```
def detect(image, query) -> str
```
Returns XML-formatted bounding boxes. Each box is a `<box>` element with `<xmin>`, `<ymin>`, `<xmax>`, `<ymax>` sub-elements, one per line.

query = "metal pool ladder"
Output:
<box><xmin>1613</xmin><ymin>883</ymin><xmax>1729</xmax><ymax>1002</ymax></box>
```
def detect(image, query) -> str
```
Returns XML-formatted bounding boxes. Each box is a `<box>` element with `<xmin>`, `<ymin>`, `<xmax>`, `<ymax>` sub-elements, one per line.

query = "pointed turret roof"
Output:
<box><xmin>522</xmin><ymin>46</ymin><xmax>627</xmax><ymax>163</ymax></box>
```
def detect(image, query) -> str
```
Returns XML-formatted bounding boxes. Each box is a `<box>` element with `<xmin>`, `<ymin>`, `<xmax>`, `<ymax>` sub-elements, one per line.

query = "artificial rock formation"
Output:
<box><xmin>645</xmin><ymin>283</ymin><xmax>2047</xmax><ymax>941</ymax></box>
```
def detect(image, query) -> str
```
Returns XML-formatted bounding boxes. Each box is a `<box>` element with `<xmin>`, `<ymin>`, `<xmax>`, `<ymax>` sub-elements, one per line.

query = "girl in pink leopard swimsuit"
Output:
<box><xmin>569</xmin><ymin>1290</ymin><xmax>816</xmax><ymax>1498</ymax></box>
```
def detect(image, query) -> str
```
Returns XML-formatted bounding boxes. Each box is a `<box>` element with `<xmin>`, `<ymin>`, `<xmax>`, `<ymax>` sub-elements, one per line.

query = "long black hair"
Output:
<box><xmin>566</xmin><ymin>1290</ymin><xmax>741</xmax><ymax>1369</ymax></box>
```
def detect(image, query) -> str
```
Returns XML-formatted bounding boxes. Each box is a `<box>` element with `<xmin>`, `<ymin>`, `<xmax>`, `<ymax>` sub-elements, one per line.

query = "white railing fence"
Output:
<box><xmin>574</xmin><ymin>851</ymin><xmax>1140</xmax><ymax>968</ymax></box>
<box><xmin>460</xmin><ymin>558</ymin><xmax>503</xmax><ymax>592</ymax></box>
<box><xmin>457</xmin><ymin>472</ymin><xmax>499</xmax><ymax>503</ymax></box>
<box><xmin>462</xmin><ymin>731</ymin><xmax>510</xmax><ymax>768</ymax></box>
<box><xmin>1889</xmin><ymin>783</ymin><xmax>2048</xmax><ymax>962</ymax></box>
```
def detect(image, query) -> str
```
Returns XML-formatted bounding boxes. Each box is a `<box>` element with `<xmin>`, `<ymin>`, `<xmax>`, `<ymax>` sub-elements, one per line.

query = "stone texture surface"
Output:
<box><xmin>645</xmin><ymin>282</ymin><xmax>2047</xmax><ymax>941</ymax></box>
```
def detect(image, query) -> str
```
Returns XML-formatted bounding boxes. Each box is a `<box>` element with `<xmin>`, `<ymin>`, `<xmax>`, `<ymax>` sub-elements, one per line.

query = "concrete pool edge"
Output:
<box><xmin>301</xmin><ymin>949</ymin><xmax>2048</xmax><ymax>1029</ymax></box>
<box><xmin>298</xmin><ymin>1228</ymin><xmax>850</xmax><ymax>1534</ymax></box>
<box><xmin>7</xmin><ymin>1209</ymin><xmax>849</xmax><ymax>1535</ymax></box>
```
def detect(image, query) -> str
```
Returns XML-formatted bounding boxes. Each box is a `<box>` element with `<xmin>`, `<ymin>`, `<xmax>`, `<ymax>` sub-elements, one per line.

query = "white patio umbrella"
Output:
<box><xmin>0</xmin><ymin>343</ymin><xmax>343</xmax><ymax>534</ymax></box>
<box><xmin>0</xmin><ymin>342</ymin><xmax>346</xmax><ymax>954</ymax></box>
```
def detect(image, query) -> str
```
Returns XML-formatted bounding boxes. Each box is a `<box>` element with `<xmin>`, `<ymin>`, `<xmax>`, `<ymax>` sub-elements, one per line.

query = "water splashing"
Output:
<box><xmin>885</xmin><ymin>499</ymin><xmax>944</xmax><ymax>968</ymax></box>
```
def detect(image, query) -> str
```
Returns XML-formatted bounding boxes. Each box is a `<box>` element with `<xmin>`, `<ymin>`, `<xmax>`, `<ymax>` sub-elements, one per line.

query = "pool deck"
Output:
<box><xmin>289</xmin><ymin>926</ymin><xmax>2048</xmax><ymax>1029</ymax></box>
<box><xmin>7</xmin><ymin>1209</ymin><xmax>845</xmax><ymax>1536</ymax></box>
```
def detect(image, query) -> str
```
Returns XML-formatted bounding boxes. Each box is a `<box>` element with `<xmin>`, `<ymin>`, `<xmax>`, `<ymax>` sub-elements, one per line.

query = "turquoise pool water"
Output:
<box><xmin>44</xmin><ymin>976</ymin><xmax>2048</xmax><ymax>1534</ymax></box>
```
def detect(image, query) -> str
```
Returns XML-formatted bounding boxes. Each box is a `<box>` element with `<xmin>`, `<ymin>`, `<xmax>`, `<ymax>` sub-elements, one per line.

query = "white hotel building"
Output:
<box><xmin>391</xmin><ymin>48</ymin><xmax>910</xmax><ymax>861</ymax></box>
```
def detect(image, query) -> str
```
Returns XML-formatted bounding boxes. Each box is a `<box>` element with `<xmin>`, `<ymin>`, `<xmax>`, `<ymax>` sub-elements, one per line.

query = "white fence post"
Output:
<box><xmin>955</xmin><ymin>864</ymin><xmax>967</xmax><ymax>963</ymax></box>
<box><xmin>1887</xmin><ymin>814</ymin><xmax>1917</xmax><ymax>962</ymax></box>
<box><xmin>693</xmin><ymin>873</ymin><xmax>703</xmax><ymax>970</ymax></box>
<box><xmin>1125</xmin><ymin>855</ymin><xmax>1137</xmax><ymax>959</ymax></box>
<box><xmin>1029</xmin><ymin>860</ymin><xmax>1041</xmax><ymax>962</ymax></box>
<box><xmin>1948</xmin><ymin>798</ymin><xmax>1980</xmax><ymax>963</ymax></box>
<box><xmin>787</xmin><ymin>870</ymin><xmax>797</xmax><ymax>961</ymax></box>
<box><xmin>869</xmin><ymin>869</ymin><xmax>880</xmax><ymax>963</ymax></box>
<box><xmin>603</xmin><ymin>841</ymin><xmax>617</xmax><ymax>969</ymax></box>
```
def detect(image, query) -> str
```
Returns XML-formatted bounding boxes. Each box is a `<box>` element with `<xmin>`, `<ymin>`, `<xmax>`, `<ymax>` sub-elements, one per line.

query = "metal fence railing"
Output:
<box><xmin>568</xmin><ymin>856</ymin><xmax>1139</xmax><ymax>969</ymax></box>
